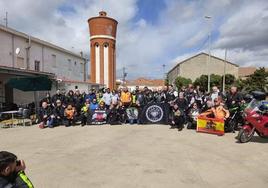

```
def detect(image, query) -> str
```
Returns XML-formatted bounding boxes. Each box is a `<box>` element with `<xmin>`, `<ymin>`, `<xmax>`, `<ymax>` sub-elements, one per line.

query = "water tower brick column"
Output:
<box><xmin>88</xmin><ymin>11</ymin><xmax>118</xmax><ymax>89</ymax></box>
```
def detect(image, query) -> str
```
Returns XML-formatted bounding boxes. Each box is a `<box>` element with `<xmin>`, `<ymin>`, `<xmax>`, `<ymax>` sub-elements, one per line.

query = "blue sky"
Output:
<box><xmin>1</xmin><ymin>0</ymin><xmax>268</xmax><ymax>80</ymax></box>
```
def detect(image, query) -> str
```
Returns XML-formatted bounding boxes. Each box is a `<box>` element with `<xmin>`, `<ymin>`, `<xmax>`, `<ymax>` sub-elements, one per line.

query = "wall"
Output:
<box><xmin>168</xmin><ymin>54</ymin><xmax>239</xmax><ymax>84</ymax></box>
<box><xmin>0</xmin><ymin>28</ymin><xmax>85</xmax><ymax>82</ymax></box>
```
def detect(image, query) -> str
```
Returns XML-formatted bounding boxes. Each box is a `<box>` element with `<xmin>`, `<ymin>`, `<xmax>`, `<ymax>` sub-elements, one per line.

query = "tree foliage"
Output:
<box><xmin>239</xmin><ymin>67</ymin><xmax>268</xmax><ymax>92</ymax></box>
<box><xmin>194</xmin><ymin>75</ymin><xmax>207</xmax><ymax>90</ymax></box>
<box><xmin>175</xmin><ymin>68</ymin><xmax>268</xmax><ymax>92</ymax></box>
<box><xmin>175</xmin><ymin>76</ymin><xmax>192</xmax><ymax>90</ymax></box>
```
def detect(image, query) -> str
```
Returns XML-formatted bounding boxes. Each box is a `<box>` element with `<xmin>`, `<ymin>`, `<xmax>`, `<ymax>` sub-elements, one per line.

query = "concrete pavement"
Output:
<box><xmin>0</xmin><ymin>125</ymin><xmax>268</xmax><ymax>188</ymax></box>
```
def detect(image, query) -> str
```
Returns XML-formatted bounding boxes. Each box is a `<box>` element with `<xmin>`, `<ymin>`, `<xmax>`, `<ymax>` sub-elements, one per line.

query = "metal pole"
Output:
<box><xmin>162</xmin><ymin>64</ymin><xmax>166</xmax><ymax>79</ymax></box>
<box><xmin>223</xmin><ymin>49</ymin><xmax>227</xmax><ymax>93</ymax></box>
<box><xmin>208</xmin><ymin>33</ymin><xmax>211</xmax><ymax>92</ymax></box>
<box><xmin>205</xmin><ymin>16</ymin><xmax>212</xmax><ymax>92</ymax></box>
<box><xmin>4</xmin><ymin>11</ymin><xmax>8</xmax><ymax>27</ymax></box>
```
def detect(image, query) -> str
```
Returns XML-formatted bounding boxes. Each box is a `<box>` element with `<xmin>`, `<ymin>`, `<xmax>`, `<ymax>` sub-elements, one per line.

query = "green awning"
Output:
<box><xmin>7</xmin><ymin>76</ymin><xmax>52</xmax><ymax>91</ymax></box>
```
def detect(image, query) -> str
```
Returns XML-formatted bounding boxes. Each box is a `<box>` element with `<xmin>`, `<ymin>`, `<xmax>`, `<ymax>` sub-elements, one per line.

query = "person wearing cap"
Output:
<box><xmin>52</xmin><ymin>99</ymin><xmax>65</xmax><ymax>126</ymax></box>
<box><xmin>0</xmin><ymin>151</ymin><xmax>34</xmax><ymax>188</ymax></box>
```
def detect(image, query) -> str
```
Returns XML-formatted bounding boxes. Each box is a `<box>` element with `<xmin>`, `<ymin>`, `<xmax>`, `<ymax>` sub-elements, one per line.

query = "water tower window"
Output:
<box><xmin>104</xmin><ymin>44</ymin><xmax>109</xmax><ymax>48</ymax></box>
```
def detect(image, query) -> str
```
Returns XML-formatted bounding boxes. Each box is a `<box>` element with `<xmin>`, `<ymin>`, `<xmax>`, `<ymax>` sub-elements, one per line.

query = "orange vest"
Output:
<box><xmin>121</xmin><ymin>92</ymin><xmax>131</xmax><ymax>103</ymax></box>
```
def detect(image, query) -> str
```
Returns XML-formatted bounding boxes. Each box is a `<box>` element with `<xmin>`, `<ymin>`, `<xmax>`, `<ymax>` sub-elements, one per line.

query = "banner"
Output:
<box><xmin>141</xmin><ymin>103</ymin><xmax>169</xmax><ymax>124</ymax></box>
<box><xmin>197</xmin><ymin>116</ymin><xmax>225</xmax><ymax>135</ymax></box>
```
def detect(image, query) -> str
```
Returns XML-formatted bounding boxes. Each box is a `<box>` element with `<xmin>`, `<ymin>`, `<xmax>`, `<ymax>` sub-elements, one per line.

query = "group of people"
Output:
<box><xmin>37</xmin><ymin>84</ymin><xmax>245</xmax><ymax>131</ymax></box>
<box><xmin>0</xmin><ymin>85</ymin><xmax>248</xmax><ymax>188</ymax></box>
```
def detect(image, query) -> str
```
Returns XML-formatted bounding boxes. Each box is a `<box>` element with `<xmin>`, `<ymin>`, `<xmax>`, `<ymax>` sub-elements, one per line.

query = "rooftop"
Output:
<box><xmin>126</xmin><ymin>77</ymin><xmax>164</xmax><ymax>87</ymax></box>
<box><xmin>0</xmin><ymin>24</ymin><xmax>85</xmax><ymax>60</ymax></box>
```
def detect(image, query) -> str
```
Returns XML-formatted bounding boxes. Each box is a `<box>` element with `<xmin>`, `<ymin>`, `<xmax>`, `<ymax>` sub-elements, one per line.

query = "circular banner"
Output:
<box><xmin>145</xmin><ymin>104</ymin><xmax>164</xmax><ymax>123</ymax></box>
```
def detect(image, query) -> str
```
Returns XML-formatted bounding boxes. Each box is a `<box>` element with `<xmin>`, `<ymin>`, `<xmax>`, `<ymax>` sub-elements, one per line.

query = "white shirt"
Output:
<box><xmin>102</xmin><ymin>92</ymin><xmax>112</xmax><ymax>105</ymax></box>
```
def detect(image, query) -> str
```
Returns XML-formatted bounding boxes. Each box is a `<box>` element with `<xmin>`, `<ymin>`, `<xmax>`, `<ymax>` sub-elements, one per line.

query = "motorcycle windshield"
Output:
<box><xmin>245</xmin><ymin>99</ymin><xmax>261</xmax><ymax>112</ymax></box>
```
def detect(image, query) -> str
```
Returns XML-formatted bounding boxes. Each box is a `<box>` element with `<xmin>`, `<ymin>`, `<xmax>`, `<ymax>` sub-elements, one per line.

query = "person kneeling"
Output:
<box><xmin>80</xmin><ymin>99</ymin><xmax>91</xmax><ymax>126</ymax></box>
<box><xmin>51</xmin><ymin>100</ymin><xmax>65</xmax><ymax>127</ymax></box>
<box><xmin>170</xmin><ymin>104</ymin><xmax>184</xmax><ymax>131</ymax></box>
<box><xmin>38</xmin><ymin>101</ymin><xmax>53</xmax><ymax>128</ymax></box>
<box><xmin>64</xmin><ymin>104</ymin><xmax>76</xmax><ymax>127</ymax></box>
<box><xmin>0</xmin><ymin>151</ymin><xmax>34</xmax><ymax>188</ymax></box>
<box><xmin>200</xmin><ymin>97</ymin><xmax>230</xmax><ymax>120</ymax></box>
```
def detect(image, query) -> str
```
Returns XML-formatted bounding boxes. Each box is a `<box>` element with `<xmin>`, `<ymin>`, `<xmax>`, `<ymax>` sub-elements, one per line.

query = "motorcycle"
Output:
<box><xmin>237</xmin><ymin>91</ymin><xmax>268</xmax><ymax>143</ymax></box>
<box><xmin>225</xmin><ymin>103</ymin><xmax>247</xmax><ymax>133</ymax></box>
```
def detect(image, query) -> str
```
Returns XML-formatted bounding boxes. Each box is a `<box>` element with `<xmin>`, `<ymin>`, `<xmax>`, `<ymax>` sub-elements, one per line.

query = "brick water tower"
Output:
<box><xmin>88</xmin><ymin>11</ymin><xmax>118</xmax><ymax>89</ymax></box>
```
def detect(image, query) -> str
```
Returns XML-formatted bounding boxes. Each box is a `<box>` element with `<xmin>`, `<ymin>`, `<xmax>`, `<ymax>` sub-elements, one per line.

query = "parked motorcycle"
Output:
<box><xmin>225</xmin><ymin>103</ymin><xmax>247</xmax><ymax>133</ymax></box>
<box><xmin>237</xmin><ymin>91</ymin><xmax>268</xmax><ymax>143</ymax></box>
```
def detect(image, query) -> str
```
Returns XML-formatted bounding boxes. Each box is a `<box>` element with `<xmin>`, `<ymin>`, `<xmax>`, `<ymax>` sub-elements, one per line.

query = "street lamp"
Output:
<box><xmin>205</xmin><ymin>16</ymin><xmax>212</xmax><ymax>92</ymax></box>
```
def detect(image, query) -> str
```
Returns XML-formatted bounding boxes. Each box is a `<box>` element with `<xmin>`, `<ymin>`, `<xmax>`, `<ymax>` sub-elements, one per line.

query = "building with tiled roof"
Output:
<box><xmin>125</xmin><ymin>77</ymin><xmax>165</xmax><ymax>91</ymax></box>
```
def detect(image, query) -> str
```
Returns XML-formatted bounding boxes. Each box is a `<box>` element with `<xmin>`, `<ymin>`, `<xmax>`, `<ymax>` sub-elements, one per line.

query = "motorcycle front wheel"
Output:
<box><xmin>238</xmin><ymin>128</ymin><xmax>255</xmax><ymax>143</ymax></box>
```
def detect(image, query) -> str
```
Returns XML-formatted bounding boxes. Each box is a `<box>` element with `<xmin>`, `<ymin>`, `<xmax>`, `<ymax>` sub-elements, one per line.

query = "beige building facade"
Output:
<box><xmin>0</xmin><ymin>24</ymin><xmax>100</xmax><ymax>107</ymax></box>
<box><xmin>167</xmin><ymin>53</ymin><xmax>239</xmax><ymax>84</ymax></box>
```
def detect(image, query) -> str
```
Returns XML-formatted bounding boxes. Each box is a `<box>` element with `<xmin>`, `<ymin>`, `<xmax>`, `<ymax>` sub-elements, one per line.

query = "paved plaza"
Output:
<box><xmin>0</xmin><ymin>125</ymin><xmax>268</xmax><ymax>188</ymax></box>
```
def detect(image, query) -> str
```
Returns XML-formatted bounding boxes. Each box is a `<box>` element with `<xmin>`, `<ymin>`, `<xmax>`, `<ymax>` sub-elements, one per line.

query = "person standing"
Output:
<box><xmin>226</xmin><ymin>86</ymin><xmax>243</xmax><ymax>109</ymax></box>
<box><xmin>136</xmin><ymin>89</ymin><xmax>147</xmax><ymax>124</ymax></box>
<box><xmin>111</xmin><ymin>90</ymin><xmax>119</xmax><ymax>105</ymax></box>
<box><xmin>102</xmin><ymin>88</ymin><xmax>113</xmax><ymax>109</ymax></box>
<box><xmin>52</xmin><ymin>89</ymin><xmax>65</xmax><ymax>107</ymax></box>
<box><xmin>120</xmin><ymin>87</ymin><xmax>132</xmax><ymax>107</ymax></box>
<box><xmin>210</xmin><ymin>86</ymin><xmax>223</xmax><ymax>105</ymax></box>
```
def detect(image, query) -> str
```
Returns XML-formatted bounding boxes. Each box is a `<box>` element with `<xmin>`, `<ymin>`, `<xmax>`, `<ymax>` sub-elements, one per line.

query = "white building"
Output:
<box><xmin>0</xmin><ymin>24</ymin><xmax>100</xmax><ymax>108</ymax></box>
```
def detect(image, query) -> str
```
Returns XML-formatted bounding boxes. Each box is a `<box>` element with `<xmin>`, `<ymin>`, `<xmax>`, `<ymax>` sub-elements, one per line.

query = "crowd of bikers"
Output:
<box><xmin>37</xmin><ymin>84</ymin><xmax>246</xmax><ymax>131</ymax></box>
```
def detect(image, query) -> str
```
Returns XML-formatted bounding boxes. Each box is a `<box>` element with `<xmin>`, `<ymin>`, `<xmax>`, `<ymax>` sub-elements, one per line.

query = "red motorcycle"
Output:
<box><xmin>238</xmin><ymin>91</ymin><xmax>268</xmax><ymax>143</ymax></box>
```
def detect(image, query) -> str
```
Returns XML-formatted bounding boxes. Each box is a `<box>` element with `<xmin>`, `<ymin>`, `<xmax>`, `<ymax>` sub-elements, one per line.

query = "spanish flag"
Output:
<box><xmin>197</xmin><ymin>116</ymin><xmax>225</xmax><ymax>136</ymax></box>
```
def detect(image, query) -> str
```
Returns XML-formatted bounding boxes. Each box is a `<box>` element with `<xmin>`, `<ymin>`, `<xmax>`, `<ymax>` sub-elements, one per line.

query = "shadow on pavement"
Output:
<box><xmin>235</xmin><ymin>135</ymin><xmax>268</xmax><ymax>144</ymax></box>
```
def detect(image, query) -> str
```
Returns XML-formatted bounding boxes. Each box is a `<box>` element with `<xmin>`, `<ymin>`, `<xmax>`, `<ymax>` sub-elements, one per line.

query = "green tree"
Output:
<box><xmin>210</xmin><ymin>74</ymin><xmax>222</xmax><ymax>88</ymax></box>
<box><xmin>224</xmin><ymin>74</ymin><xmax>236</xmax><ymax>85</ymax></box>
<box><xmin>175</xmin><ymin>76</ymin><xmax>192</xmax><ymax>90</ymax></box>
<box><xmin>246</xmin><ymin>67</ymin><xmax>268</xmax><ymax>92</ymax></box>
<box><xmin>194</xmin><ymin>75</ymin><xmax>208</xmax><ymax>91</ymax></box>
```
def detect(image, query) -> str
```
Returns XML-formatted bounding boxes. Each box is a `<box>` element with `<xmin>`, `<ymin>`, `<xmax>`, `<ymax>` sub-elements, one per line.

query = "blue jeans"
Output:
<box><xmin>46</xmin><ymin>118</ymin><xmax>54</xmax><ymax>128</ymax></box>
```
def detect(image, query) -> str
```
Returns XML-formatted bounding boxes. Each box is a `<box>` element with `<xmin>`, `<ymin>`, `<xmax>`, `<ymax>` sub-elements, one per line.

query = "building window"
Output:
<box><xmin>16</xmin><ymin>57</ymin><xmax>24</xmax><ymax>68</ymax></box>
<box><xmin>34</xmin><ymin>60</ymin><xmax>40</xmax><ymax>71</ymax></box>
<box><xmin>52</xmin><ymin>54</ymin><xmax>56</xmax><ymax>67</ymax></box>
<box><xmin>68</xmin><ymin>59</ymin><xmax>71</xmax><ymax>70</ymax></box>
<box><xmin>74</xmin><ymin>61</ymin><xmax>77</xmax><ymax>66</ymax></box>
